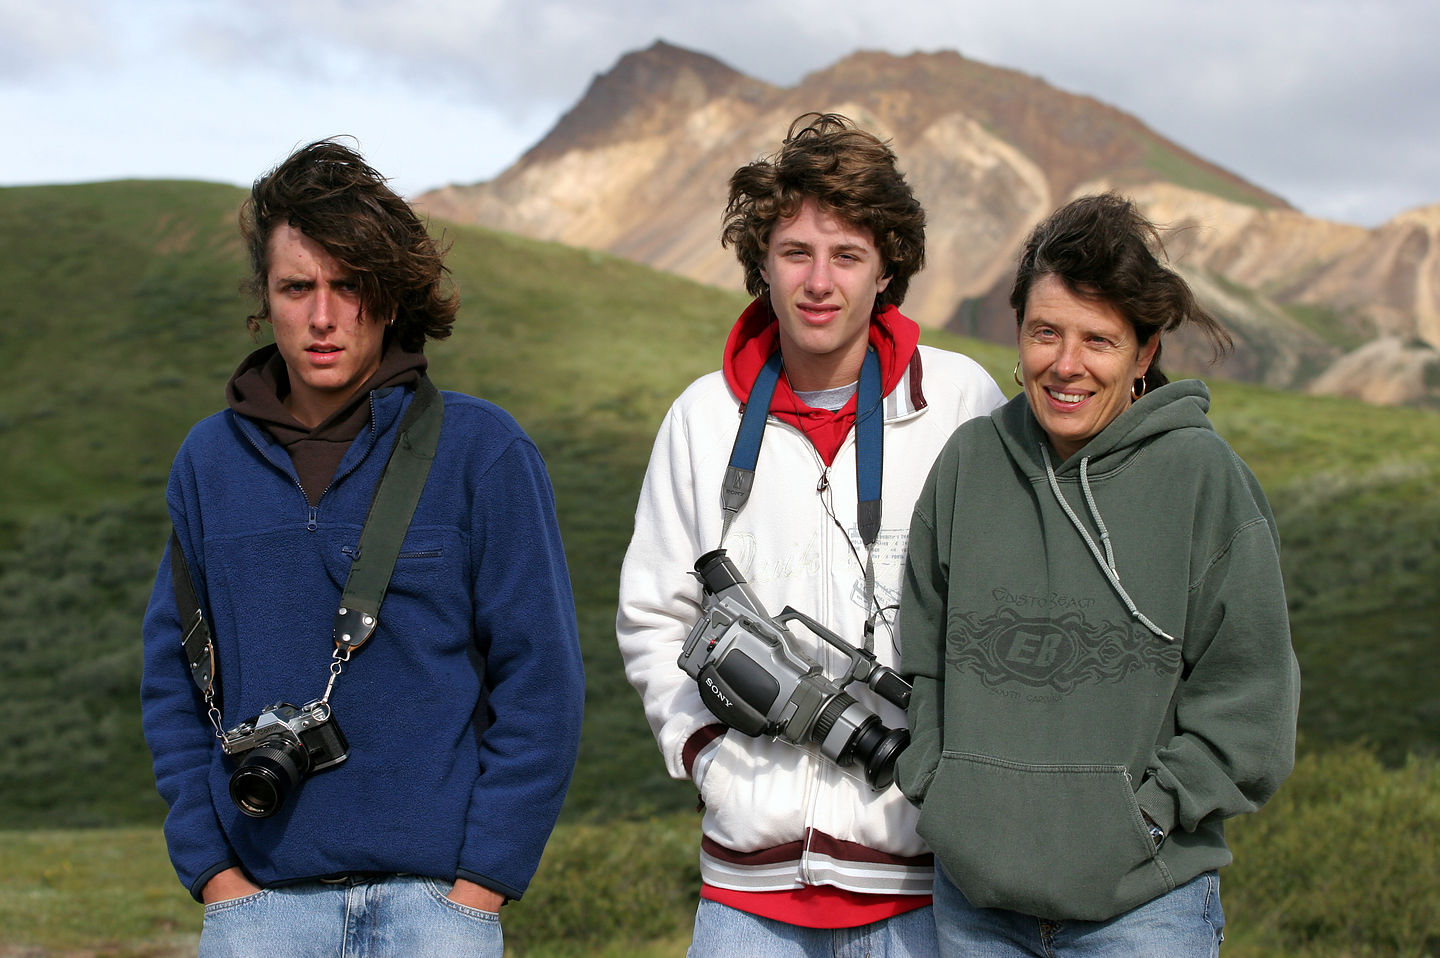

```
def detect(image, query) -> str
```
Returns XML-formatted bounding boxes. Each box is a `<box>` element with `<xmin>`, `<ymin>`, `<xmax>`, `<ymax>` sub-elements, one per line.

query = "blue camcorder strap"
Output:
<box><xmin>719</xmin><ymin>348</ymin><xmax>885</xmax><ymax>651</ymax></box>
<box><xmin>852</xmin><ymin>350</ymin><xmax>884</xmax><ymax>650</ymax></box>
<box><xmin>721</xmin><ymin>348</ymin><xmax>883</xmax><ymax>550</ymax></box>
<box><xmin>171</xmin><ymin>377</ymin><xmax>444</xmax><ymax>700</ymax></box>
<box><xmin>854</xmin><ymin>347</ymin><xmax>883</xmax><ymax>548</ymax></box>
<box><xmin>720</xmin><ymin>351</ymin><xmax>783</xmax><ymax>541</ymax></box>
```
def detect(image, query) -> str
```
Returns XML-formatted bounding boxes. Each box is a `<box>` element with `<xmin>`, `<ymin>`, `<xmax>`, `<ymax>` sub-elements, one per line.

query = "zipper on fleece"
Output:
<box><xmin>236</xmin><ymin>418</ymin><xmax>318</xmax><ymax>523</ymax></box>
<box><xmin>234</xmin><ymin>390</ymin><xmax>390</xmax><ymax>530</ymax></box>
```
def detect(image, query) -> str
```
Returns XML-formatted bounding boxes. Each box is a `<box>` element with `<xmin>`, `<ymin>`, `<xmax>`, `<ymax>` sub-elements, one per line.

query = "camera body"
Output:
<box><xmin>220</xmin><ymin>700</ymin><xmax>348</xmax><ymax>818</ymax></box>
<box><xmin>679</xmin><ymin>549</ymin><xmax>911</xmax><ymax>789</ymax></box>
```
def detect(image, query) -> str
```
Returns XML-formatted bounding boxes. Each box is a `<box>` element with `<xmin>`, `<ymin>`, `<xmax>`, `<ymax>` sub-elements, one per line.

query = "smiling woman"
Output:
<box><xmin>1017</xmin><ymin>274</ymin><xmax>1158</xmax><ymax>461</ymax></box>
<box><xmin>896</xmin><ymin>192</ymin><xmax>1299</xmax><ymax>956</ymax></box>
<box><xmin>1008</xmin><ymin>191</ymin><xmax>1232</xmax><ymax>459</ymax></box>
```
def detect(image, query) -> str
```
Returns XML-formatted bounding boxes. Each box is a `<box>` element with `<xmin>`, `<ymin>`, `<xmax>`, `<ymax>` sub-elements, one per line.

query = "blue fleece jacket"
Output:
<box><xmin>141</xmin><ymin>380</ymin><xmax>584</xmax><ymax>901</ymax></box>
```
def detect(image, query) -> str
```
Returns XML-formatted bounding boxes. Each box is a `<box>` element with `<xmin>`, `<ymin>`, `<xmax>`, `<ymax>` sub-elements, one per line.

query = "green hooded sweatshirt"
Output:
<box><xmin>896</xmin><ymin>380</ymin><xmax>1299</xmax><ymax>922</ymax></box>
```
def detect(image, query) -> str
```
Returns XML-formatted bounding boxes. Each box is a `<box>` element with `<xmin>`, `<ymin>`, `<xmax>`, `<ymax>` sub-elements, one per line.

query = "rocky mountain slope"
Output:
<box><xmin>420</xmin><ymin>41</ymin><xmax>1440</xmax><ymax>407</ymax></box>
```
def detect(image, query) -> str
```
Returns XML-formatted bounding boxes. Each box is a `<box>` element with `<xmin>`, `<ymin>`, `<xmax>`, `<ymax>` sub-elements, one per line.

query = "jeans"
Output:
<box><xmin>932</xmin><ymin>867</ymin><xmax>1224</xmax><ymax>958</ymax></box>
<box><xmin>685</xmin><ymin>897</ymin><xmax>940</xmax><ymax>958</ymax></box>
<box><xmin>197</xmin><ymin>875</ymin><xmax>502</xmax><ymax>958</ymax></box>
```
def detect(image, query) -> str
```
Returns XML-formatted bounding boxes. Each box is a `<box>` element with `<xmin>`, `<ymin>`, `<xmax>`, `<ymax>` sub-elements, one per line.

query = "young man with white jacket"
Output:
<box><xmin>616</xmin><ymin>113</ymin><xmax>1004</xmax><ymax>956</ymax></box>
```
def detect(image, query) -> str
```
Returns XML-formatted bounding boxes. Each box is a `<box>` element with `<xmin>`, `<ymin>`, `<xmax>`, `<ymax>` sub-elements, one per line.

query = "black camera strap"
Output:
<box><xmin>171</xmin><ymin>377</ymin><xmax>444</xmax><ymax>715</ymax></box>
<box><xmin>720</xmin><ymin>348</ymin><xmax>885</xmax><ymax>650</ymax></box>
<box><xmin>332</xmin><ymin>375</ymin><xmax>442</xmax><ymax>654</ymax></box>
<box><xmin>171</xmin><ymin>529</ymin><xmax>217</xmax><ymax>702</ymax></box>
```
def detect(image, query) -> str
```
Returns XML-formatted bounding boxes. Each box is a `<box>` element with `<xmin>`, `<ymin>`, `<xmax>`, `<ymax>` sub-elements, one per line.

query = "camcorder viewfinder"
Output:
<box><xmin>679</xmin><ymin>549</ymin><xmax>911</xmax><ymax>789</ymax></box>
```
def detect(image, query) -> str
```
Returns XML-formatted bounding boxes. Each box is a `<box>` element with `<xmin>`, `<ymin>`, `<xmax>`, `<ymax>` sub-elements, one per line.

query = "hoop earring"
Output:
<box><xmin>1132</xmin><ymin>377</ymin><xmax>1147</xmax><ymax>401</ymax></box>
<box><xmin>1013</xmin><ymin>362</ymin><xmax>1023</xmax><ymax>387</ymax></box>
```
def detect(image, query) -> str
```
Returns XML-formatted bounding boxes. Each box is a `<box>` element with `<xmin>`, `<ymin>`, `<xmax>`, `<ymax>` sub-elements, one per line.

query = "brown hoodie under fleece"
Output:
<box><xmin>225</xmin><ymin>341</ymin><xmax>428</xmax><ymax>505</ymax></box>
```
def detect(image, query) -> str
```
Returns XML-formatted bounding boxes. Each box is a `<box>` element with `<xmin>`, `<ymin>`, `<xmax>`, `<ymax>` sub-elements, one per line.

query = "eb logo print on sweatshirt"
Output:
<box><xmin>947</xmin><ymin>605</ymin><xmax>1179</xmax><ymax>694</ymax></box>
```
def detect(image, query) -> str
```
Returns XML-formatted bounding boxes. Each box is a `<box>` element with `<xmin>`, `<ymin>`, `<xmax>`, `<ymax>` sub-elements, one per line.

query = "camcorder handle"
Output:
<box><xmin>775</xmin><ymin>607</ymin><xmax>911</xmax><ymax>711</ymax></box>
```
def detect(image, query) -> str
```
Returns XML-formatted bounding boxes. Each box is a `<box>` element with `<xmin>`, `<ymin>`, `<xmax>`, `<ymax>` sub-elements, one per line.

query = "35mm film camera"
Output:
<box><xmin>679</xmin><ymin>549</ymin><xmax>911</xmax><ymax>789</ymax></box>
<box><xmin>220</xmin><ymin>700</ymin><xmax>349</xmax><ymax>818</ymax></box>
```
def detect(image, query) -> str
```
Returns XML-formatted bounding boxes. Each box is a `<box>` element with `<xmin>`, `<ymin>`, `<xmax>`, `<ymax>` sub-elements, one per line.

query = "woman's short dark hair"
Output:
<box><xmin>240</xmin><ymin>138</ymin><xmax>457</xmax><ymax>352</ymax></box>
<box><xmin>722</xmin><ymin>113</ymin><xmax>926</xmax><ymax>310</ymax></box>
<box><xmin>1010</xmin><ymin>192</ymin><xmax>1231</xmax><ymax>390</ymax></box>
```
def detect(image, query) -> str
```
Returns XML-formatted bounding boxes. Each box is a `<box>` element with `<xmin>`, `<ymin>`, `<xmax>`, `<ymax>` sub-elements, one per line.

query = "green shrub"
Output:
<box><xmin>0</xmin><ymin>500</ymin><xmax>172</xmax><ymax>827</ymax></box>
<box><xmin>1225</xmin><ymin>745</ymin><xmax>1440</xmax><ymax>955</ymax></box>
<box><xmin>504</xmin><ymin>813</ymin><xmax>700</xmax><ymax>956</ymax></box>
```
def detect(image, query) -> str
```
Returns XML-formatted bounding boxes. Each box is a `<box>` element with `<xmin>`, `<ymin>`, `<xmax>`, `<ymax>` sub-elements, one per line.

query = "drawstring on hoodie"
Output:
<box><xmin>1041</xmin><ymin>446</ymin><xmax>1176</xmax><ymax>642</ymax></box>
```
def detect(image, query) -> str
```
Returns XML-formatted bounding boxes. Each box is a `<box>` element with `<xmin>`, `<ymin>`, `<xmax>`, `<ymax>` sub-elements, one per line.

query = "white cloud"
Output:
<box><xmin>0</xmin><ymin>0</ymin><xmax>1435</xmax><ymax>225</ymax></box>
<box><xmin>0</xmin><ymin>0</ymin><xmax>119</xmax><ymax>79</ymax></box>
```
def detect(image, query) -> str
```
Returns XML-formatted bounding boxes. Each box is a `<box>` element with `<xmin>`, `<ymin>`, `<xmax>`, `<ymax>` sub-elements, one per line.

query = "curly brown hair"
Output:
<box><xmin>721</xmin><ymin>113</ymin><xmax>925</xmax><ymax>310</ymax></box>
<box><xmin>240</xmin><ymin>138</ymin><xmax>457</xmax><ymax>352</ymax></box>
<box><xmin>1010</xmin><ymin>192</ymin><xmax>1232</xmax><ymax>392</ymax></box>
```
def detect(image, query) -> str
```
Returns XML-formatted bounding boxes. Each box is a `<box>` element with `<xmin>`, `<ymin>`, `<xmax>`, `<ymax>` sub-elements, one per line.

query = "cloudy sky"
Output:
<box><xmin>3</xmin><ymin>0</ymin><xmax>1435</xmax><ymax>227</ymax></box>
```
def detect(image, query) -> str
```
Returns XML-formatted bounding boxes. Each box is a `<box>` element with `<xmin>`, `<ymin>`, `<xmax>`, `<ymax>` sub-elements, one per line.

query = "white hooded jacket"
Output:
<box><xmin>617</xmin><ymin>339</ymin><xmax>1003</xmax><ymax>895</ymax></box>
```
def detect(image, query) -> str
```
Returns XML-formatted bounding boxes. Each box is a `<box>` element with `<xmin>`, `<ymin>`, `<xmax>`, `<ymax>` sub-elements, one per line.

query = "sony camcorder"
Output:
<box><xmin>678</xmin><ymin>549</ymin><xmax>912</xmax><ymax>789</ymax></box>
<box><xmin>220</xmin><ymin>700</ymin><xmax>349</xmax><ymax>818</ymax></box>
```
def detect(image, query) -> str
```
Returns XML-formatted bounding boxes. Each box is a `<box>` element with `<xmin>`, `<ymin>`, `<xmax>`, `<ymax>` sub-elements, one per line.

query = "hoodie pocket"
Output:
<box><xmin>917</xmin><ymin>751</ymin><xmax>1172</xmax><ymax>921</ymax></box>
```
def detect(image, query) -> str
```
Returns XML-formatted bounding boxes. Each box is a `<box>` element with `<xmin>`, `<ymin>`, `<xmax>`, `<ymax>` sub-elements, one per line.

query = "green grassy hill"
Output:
<box><xmin>2</xmin><ymin>180</ymin><xmax>1438</xmax><ymax>955</ymax></box>
<box><xmin>1</xmin><ymin>180</ymin><xmax>1438</xmax><ymax>821</ymax></box>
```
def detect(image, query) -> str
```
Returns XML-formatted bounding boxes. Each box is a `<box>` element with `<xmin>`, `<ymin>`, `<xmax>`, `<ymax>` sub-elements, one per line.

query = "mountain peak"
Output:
<box><xmin>420</xmin><ymin>43</ymin><xmax>1439</xmax><ymax>407</ymax></box>
<box><xmin>522</xmin><ymin>40</ymin><xmax>773</xmax><ymax>162</ymax></box>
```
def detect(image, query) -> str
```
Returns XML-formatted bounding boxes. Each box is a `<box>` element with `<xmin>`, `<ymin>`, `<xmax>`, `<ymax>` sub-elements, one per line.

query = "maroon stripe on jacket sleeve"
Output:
<box><xmin>682</xmin><ymin>724</ymin><xmax>727</xmax><ymax>777</ymax></box>
<box><xmin>908</xmin><ymin>351</ymin><xmax>927</xmax><ymax>411</ymax></box>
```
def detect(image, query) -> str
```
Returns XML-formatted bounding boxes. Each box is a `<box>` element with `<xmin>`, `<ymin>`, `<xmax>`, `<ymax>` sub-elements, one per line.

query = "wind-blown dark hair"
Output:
<box><xmin>240</xmin><ymin>138</ymin><xmax>457</xmax><ymax>351</ymax></box>
<box><xmin>1010</xmin><ymin>192</ymin><xmax>1231</xmax><ymax>391</ymax></box>
<box><xmin>722</xmin><ymin>113</ymin><xmax>925</xmax><ymax>310</ymax></box>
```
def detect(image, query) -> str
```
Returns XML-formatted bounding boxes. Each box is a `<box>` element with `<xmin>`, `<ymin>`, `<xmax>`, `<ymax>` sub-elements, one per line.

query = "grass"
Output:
<box><xmin>0</xmin><ymin>828</ymin><xmax>198</xmax><ymax>956</ymax></box>
<box><xmin>1224</xmin><ymin>745</ymin><xmax>1440</xmax><ymax>956</ymax></box>
<box><xmin>6</xmin><ymin>746</ymin><xmax>1435</xmax><ymax>956</ymax></box>
<box><xmin>0</xmin><ymin>819</ymin><xmax>699</xmax><ymax>957</ymax></box>
<box><xmin>1282</xmin><ymin>301</ymin><xmax>1373</xmax><ymax>353</ymax></box>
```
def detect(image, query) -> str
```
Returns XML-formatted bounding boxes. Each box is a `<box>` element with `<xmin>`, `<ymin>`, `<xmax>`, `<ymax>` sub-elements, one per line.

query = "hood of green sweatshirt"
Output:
<box><xmin>994</xmin><ymin>379</ymin><xmax>1214</xmax><ymax>479</ymax></box>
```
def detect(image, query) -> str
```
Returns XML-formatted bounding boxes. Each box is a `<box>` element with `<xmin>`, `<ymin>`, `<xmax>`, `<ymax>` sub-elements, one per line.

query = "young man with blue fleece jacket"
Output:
<box><xmin>141</xmin><ymin>138</ymin><xmax>584</xmax><ymax>957</ymax></box>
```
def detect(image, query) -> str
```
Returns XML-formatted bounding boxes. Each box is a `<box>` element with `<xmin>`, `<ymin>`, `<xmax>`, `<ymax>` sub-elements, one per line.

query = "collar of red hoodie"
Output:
<box><xmin>722</xmin><ymin>298</ymin><xmax>922</xmax><ymax>465</ymax></box>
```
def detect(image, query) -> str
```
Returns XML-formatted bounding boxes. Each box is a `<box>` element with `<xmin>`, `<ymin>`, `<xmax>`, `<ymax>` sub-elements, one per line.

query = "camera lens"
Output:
<box><xmin>850</xmin><ymin>719</ymin><xmax>910</xmax><ymax>792</ymax></box>
<box><xmin>812</xmin><ymin>694</ymin><xmax>910</xmax><ymax>790</ymax></box>
<box><xmin>229</xmin><ymin>737</ymin><xmax>310</xmax><ymax>818</ymax></box>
